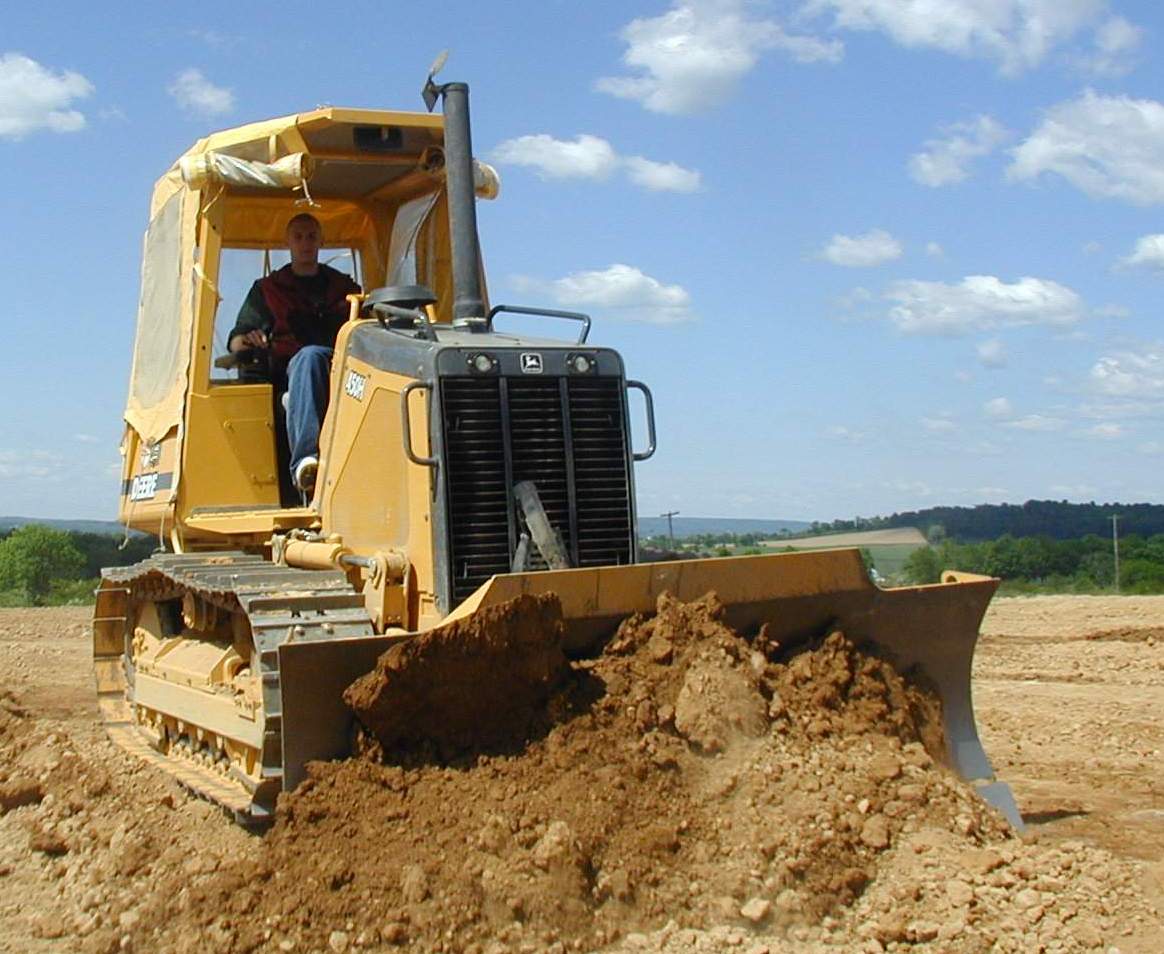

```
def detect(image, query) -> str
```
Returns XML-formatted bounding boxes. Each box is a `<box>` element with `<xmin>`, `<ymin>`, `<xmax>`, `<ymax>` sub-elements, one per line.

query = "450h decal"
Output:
<box><xmin>344</xmin><ymin>369</ymin><xmax>367</xmax><ymax>401</ymax></box>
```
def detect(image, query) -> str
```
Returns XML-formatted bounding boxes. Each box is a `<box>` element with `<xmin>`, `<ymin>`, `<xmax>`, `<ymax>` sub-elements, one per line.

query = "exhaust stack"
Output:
<box><xmin>424</xmin><ymin>67</ymin><xmax>485</xmax><ymax>322</ymax></box>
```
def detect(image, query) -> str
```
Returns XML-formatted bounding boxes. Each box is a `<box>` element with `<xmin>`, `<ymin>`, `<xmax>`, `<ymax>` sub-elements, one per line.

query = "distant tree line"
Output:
<box><xmin>0</xmin><ymin>525</ymin><xmax>154</xmax><ymax>606</ymax></box>
<box><xmin>903</xmin><ymin>533</ymin><xmax>1164</xmax><ymax>593</ymax></box>
<box><xmin>809</xmin><ymin>500</ymin><xmax>1164</xmax><ymax>542</ymax></box>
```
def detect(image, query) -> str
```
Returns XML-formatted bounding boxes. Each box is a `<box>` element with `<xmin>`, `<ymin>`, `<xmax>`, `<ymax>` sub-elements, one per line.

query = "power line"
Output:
<box><xmin>661</xmin><ymin>510</ymin><xmax>680</xmax><ymax>550</ymax></box>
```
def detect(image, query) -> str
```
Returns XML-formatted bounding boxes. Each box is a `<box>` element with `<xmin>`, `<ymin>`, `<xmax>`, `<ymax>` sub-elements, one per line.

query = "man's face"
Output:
<box><xmin>286</xmin><ymin>219</ymin><xmax>322</xmax><ymax>268</ymax></box>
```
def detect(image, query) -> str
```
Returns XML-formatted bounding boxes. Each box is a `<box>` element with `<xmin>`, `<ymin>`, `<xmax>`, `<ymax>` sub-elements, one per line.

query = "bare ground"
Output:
<box><xmin>0</xmin><ymin>595</ymin><xmax>1160</xmax><ymax>953</ymax></box>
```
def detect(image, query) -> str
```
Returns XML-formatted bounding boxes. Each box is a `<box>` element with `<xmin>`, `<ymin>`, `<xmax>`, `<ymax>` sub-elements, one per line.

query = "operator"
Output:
<box><xmin>228</xmin><ymin>212</ymin><xmax>360</xmax><ymax>492</ymax></box>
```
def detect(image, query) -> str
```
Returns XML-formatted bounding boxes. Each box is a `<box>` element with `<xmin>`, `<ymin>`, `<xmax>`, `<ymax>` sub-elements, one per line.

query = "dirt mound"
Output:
<box><xmin>345</xmin><ymin>593</ymin><xmax>569</xmax><ymax>757</ymax></box>
<box><xmin>5</xmin><ymin>601</ymin><xmax>1160</xmax><ymax>953</ymax></box>
<box><xmin>106</xmin><ymin>591</ymin><xmax>1026</xmax><ymax>953</ymax></box>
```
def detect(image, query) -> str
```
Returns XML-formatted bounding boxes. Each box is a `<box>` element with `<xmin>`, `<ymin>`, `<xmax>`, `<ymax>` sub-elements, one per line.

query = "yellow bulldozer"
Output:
<box><xmin>93</xmin><ymin>64</ymin><xmax>1020</xmax><ymax>828</ymax></box>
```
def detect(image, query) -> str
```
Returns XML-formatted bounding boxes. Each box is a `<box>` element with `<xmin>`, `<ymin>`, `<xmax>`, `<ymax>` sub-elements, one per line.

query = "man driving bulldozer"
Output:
<box><xmin>228</xmin><ymin>212</ymin><xmax>360</xmax><ymax>492</ymax></box>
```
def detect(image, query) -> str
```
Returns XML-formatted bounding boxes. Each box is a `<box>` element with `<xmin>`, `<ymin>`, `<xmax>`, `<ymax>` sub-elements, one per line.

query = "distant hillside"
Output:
<box><xmin>0</xmin><ymin>516</ymin><xmax>128</xmax><ymax>536</ymax></box>
<box><xmin>764</xmin><ymin>527</ymin><xmax>927</xmax><ymax>549</ymax></box>
<box><xmin>813</xmin><ymin>500</ymin><xmax>1164</xmax><ymax>542</ymax></box>
<box><xmin>638</xmin><ymin>516</ymin><xmax>811</xmax><ymax>539</ymax></box>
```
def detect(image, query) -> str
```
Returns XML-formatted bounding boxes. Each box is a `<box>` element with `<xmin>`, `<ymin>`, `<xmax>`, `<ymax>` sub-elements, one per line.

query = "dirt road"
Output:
<box><xmin>0</xmin><ymin>596</ymin><xmax>1161</xmax><ymax>953</ymax></box>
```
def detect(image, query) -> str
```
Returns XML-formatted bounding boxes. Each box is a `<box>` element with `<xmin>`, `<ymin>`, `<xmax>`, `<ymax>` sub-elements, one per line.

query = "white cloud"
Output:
<box><xmin>976</xmin><ymin>338</ymin><xmax>1007</xmax><ymax>368</ymax></box>
<box><xmin>1077</xmin><ymin>16</ymin><xmax>1142</xmax><ymax>76</ymax></box>
<box><xmin>622</xmin><ymin>155</ymin><xmax>702</xmax><ymax>193</ymax></box>
<box><xmin>1004</xmin><ymin>414</ymin><xmax>1066</xmax><ymax>431</ymax></box>
<box><xmin>826</xmin><ymin>425</ymin><xmax>864</xmax><ymax>442</ymax></box>
<box><xmin>515</xmin><ymin>264</ymin><xmax>693</xmax><ymax>324</ymax></box>
<box><xmin>885</xmin><ymin>275</ymin><xmax>1085</xmax><ymax>335</ymax></box>
<box><xmin>1008</xmin><ymin>90</ymin><xmax>1164</xmax><ymax>205</ymax></box>
<box><xmin>925</xmin><ymin>241</ymin><xmax>944</xmax><ymax>258</ymax></box>
<box><xmin>908</xmin><ymin>115</ymin><xmax>1009</xmax><ymax>187</ymax></box>
<box><xmin>167</xmin><ymin>68</ymin><xmax>234</xmax><ymax>117</ymax></box>
<box><xmin>820</xmin><ymin>229</ymin><xmax>902</xmax><ymax>267</ymax></box>
<box><xmin>1085</xmin><ymin>422</ymin><xmax>1124</xmax><ymax>439</ymax></box>
<box><xmin>492</xmin><ymin>134</ymin><xmax>619</xmax><ymax>180</ymax></box>
<box><xmin>0</xmin><ymin>450</ymin><xmax>62</xmax><ymax>480</ymax></box>
<box><xmin>984</xmin><ymin>397</ymin><xmax>1013</xmax><ymax>418</ymax></box>
<box><xmin>1088</xmin><ymin>348</ymin><xmax>1164</xmax><ymax>399</ymax></box>
<box><xmin>1119</xmin><ymin>234</ymin><xmax>1164</xmax><ymax>270</ymax></box>
<box><xmin>491</xmin><ymin>134</ymin><xmax>700</xmax><ymax>193</ymax></box>
<box><xmin>803</xmin><ymin>0</ymin><xmax>1117</xmax><ymax>76</ymax></box>
<box><xmin>1094</xmin><ymin>304</ymin><xmax>1129</xmax><ymax>319</ymax></box>
<box><xmin>0</xmin><ymin>53</ymin><xmax>93</xmax><ymax>139</ymax></box>
<box><xmin>597</xmin><ymin>1</ymin><xmax>841</xmax><ymax>116</ymax></box>
<box><xmin>1083</xmin><ymin>240</ymin><xmax>1102</xmax><ymax>255</ymax></box>
<box><xmin>954</xmin><ymin>369</ymin><xmax>974</xmax><ymax>383</ymax></box>
<box><xmin>921</xmin><ymin>416</ymin><xmax>956</xmax><ymax>433</ymax></box>
<box><xmin>73</xmin><ymin>433</ymin><xmax>99</xmax><ymax>444</ymax></box>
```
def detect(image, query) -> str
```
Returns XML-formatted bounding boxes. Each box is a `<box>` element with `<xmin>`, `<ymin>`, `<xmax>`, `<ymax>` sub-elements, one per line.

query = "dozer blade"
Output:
<box><xmin>443</xmin><ymin>547</ymin><xmax>1022</xmax><ymax>828</ymax></box>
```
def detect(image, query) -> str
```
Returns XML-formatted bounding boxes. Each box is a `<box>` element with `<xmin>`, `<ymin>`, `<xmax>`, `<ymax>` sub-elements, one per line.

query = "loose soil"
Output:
<box><xmin>0</xmin><ymin>595</ymin><xmax>1161</xmax><ymax>953</ymax></box>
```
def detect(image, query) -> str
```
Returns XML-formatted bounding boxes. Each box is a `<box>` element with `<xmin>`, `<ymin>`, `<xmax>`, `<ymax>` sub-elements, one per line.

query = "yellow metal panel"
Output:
<box><xmin>133</xmin><ymin>673</ymin><xmax>264</xmax><ymax>750</ymax></box>
<box><xmin>180</xmin><ymin>386</ymin><xmax>280</xmax><ymax>517</ymax></box>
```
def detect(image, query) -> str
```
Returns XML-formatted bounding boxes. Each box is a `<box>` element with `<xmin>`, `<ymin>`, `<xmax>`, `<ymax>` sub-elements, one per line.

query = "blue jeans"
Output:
<box><xmin>285</xmin><ymin>345</ymin><xmax>332</xmax><ymax>478</ymax></box>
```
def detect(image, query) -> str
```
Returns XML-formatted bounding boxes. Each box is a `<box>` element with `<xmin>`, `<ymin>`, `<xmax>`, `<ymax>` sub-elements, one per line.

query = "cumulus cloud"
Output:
<box><xmin>984</xmin><ymin>397</ymin><xmax>1013</xmax><ymax>418</ymax></box>
<box><xmin>0</xmin><ymin>52</ymin><xmax>93</xmax><ymax>139</ymax></box>
<box><xmin>1008</xmin><ymin>90</ymin><xmax>1164</xmax><ymax>205</ymax></box>
<box><xmin>1076</xmin><ymin>16</ymin><xmax>1142</xmax><ymax>76</ymax></box>
<box><xmin>1088</xmin><ymin>348</ymin><xmax>1164</xmax><ymax>399</ymax></box>
<box><xmin>820</xmin><ymin>229</ymin><xmax>902</xmax><ymax>267</ymax></box>
<box><xmin>514</xmin><ymin>264</ymin><xmax>693</xmax><ymax>324</ymax></box>
<box><xmin>168</xmin><ymin>68</ymin><xmax>234</xmax><ymax>117</ymax></box>
<box><xmin>492</xmin><ymin>134</ymin><xmax>619</xmax><ymax>180</ymax></box>
<box><xmin>925</xmin><ymin>242</ymin><xmax>944</xmax><ymax>258</ymax></box>
<box><xmin>491</xmin><ymin>134</ymin><xmax>700</xmax><ymax>193</ymax></box>
<box><xmin>597</xmin><ymin>0</ymin><xmax>841</xmax><ymax>116</ymax></box>
<box><xmin>622</xmin><ymin>155</ymin><xmax>702</xmax><ymax>193</ymax></box>
<box><xmin>803</xmin><ymin>0</ymin><xmax>1121</xmax><ymax>76</ymax></box>
<box><xmin>1119</xmin><ymin>234</ymin><xmax>1164</xmax><ymax>270</ymax></box>
<box><xmin>885</xmin><ymin>275</ymin><xmax>1085</xmax><ymax>335</ymax></box>
<box><xmin>908</xmin><ymin>115</ymin><xmax>1009</xmax><ymax>187</ymax></box>
<box><xmin>976</xmin><ymin>338</ymin><xmax>1007</xmax><ymax>368</ymax></box>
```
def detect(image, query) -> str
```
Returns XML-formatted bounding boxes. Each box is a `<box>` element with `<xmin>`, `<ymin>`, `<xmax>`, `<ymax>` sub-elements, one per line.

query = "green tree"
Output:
<box><xmin>0</xmin><ymin>525</ymin><xmax>86</xmax><ymax>605</ymax></box>
<box><xmin>902</xmin><ymin>546</ymin><xmax>942</xmax><ymax>585</ymax></box>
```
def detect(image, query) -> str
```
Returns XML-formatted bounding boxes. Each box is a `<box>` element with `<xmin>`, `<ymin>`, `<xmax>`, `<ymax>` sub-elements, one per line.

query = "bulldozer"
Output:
<box><xmin>93</xmin><ymin>63</ymin><xmax>1020</xmax><ymax>828</ymax></box>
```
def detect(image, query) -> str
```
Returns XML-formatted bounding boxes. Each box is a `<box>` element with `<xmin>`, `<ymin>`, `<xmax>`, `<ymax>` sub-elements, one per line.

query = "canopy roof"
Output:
<box><xmin>151</xmin><ymin>107</ymin><xmax>448</xmax><ymax>217</ymax></box>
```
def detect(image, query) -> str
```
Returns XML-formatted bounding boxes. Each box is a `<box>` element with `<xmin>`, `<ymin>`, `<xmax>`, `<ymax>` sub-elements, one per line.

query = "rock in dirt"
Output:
<box><xmin>0</xmin><ymin>776</ymin><xmax>44</xmax><ymax>813</ymax></box>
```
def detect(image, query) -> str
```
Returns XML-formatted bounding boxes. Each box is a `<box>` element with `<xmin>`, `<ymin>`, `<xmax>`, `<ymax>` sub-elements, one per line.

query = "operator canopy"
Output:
<box><xmin>125</xmin><ymin>107</ymin><xmax>499</xmax><ymax>445</ymax></box>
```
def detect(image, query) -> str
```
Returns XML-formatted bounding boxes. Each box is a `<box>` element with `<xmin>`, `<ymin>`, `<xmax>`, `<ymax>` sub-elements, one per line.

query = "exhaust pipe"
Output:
<box><xmin>423</xmin><ymin>66</ymin><xmax>485</xmax><ymax>322</ymax></box>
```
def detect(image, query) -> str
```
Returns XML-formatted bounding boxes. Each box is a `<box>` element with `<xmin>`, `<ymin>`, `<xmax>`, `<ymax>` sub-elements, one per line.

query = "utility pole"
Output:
<box><xmin>661</xmin><ymin>510</ymin><xmax>680</xmax><ymax>550</ymax></box>
<box><xmin>1111</xmin><ymin>514</ymin><xmax>1121</xmax><ymax>594</ymax></box>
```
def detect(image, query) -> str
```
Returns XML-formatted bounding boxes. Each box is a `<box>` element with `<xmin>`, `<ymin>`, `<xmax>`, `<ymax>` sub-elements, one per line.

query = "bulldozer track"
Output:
<box><xmin>93</xmin><ymin>552</ymin><xmax>373</xmax><ymax>823</ymax></box>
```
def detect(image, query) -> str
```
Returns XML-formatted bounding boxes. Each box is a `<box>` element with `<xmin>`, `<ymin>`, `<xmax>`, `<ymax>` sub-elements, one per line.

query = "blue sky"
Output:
<box><xmin>3</xmin><ymin>1</ymin><xmax>1163</xmax><ymax>522</ymax></box>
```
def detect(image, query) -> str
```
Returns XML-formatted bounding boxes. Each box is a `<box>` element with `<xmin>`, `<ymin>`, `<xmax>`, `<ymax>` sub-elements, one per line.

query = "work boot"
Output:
<box><xmin>293</xmin><ymin>456</ymin><xmax>318</xmax><ymax>493</ymax></box>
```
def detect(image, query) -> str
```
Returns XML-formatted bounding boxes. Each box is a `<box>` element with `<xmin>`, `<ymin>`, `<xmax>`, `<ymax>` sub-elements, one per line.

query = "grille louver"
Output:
<box><xmin>440</xmin><ymin>374</ymin><xmax>633</xmax><ymax>604</ymax></box>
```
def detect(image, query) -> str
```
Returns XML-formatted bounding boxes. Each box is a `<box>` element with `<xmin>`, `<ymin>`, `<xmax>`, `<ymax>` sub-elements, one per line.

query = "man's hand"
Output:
<box><xmin>229</xmin><ymin>329</ymin><xmax>269</xmax><ymax>352</ymax></box>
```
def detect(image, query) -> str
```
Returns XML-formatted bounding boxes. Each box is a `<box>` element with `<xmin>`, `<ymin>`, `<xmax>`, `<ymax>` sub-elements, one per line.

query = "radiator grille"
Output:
<box><xmin>440</xmin><ymin>375</ymin><xmax>633</xmax><ymax>604</ymax></box>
